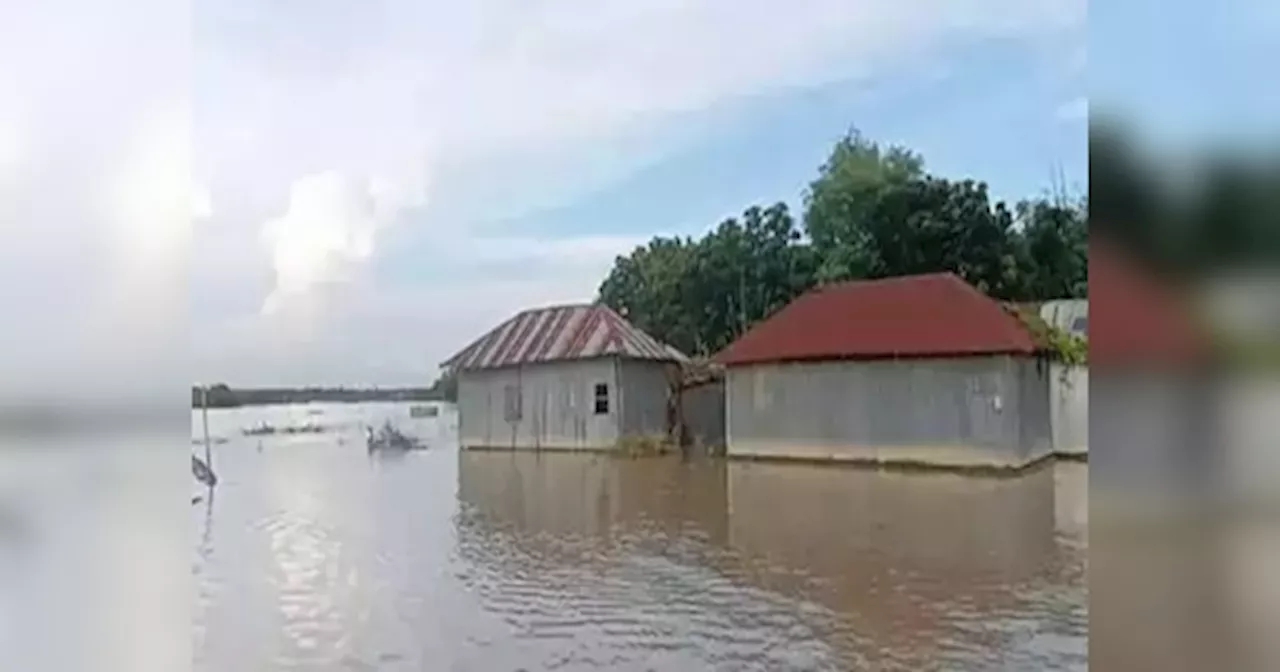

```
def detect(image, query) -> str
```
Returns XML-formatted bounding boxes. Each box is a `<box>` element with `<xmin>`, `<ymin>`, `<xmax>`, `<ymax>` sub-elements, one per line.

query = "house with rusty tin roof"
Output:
<box><xmin>713</xmin><ymin>272</ymin><xmax>1057</xmax><ymax>470</ymax></box>
<box><xmin>443</xmin><ymin>303</ymin><xmax>693</xmax><ymax>451</ymax></box>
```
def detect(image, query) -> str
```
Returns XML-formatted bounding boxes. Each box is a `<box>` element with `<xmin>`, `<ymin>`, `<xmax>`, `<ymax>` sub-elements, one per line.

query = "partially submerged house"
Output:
<box><xmin>713</xmin><ymin>273</ymin><xmax>1056</xmax><ymax>470</ymax></box>
<box><xmin>444</xmin><ymin>303</ymin><xmax>692</xmax><ymax>451</ymax></box>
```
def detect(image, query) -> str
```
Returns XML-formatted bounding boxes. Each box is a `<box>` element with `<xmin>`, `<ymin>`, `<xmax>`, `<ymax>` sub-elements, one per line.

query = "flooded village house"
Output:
<box><xmin>444</xmin><ymin>303</ymin><xmax>688</xmax><ymax>450</ymax></box>
<box><xmin>714</xmin><ymin>273</ymin><xmax>1060</xmax><ymax>470</ymax></box>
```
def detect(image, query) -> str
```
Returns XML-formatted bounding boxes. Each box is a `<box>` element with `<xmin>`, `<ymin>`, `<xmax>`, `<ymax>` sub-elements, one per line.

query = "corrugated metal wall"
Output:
<box><xmin>725</xmin><ymin>356</ymin><xmax>1054</xmax><ymax>468</ymax></box>
<box><xmin>682</xmin><ymin>381</ymin><xmax>726</xmax><ymax>451</ymax></box>
<box><xmin>457</xmin><ymin>357</ymin><xmax>676</xmax><ymax>450</ymax></box>
<box><xmin>1050</xmin><ymin>363</ymin><xmax>1088</xmax><ymax>455</ymax></box>
<box><xmin>458</xmin><ymin>358</ymin><xmax>618</xmax><ymax>449</ymax></box>
<box><xmin>616</xmin><ymin>359</ymin><xmax>670</xmax><ymax>440</ymax></box>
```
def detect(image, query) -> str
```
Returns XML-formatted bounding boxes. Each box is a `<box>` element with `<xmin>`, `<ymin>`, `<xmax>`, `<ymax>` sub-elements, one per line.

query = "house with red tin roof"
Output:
<box><xmin>443</xmin><ymin>303</ymin><xmax>695</xmax><ymax>450</ymax></box>
<box><xmin>713</xmin><ymin>272</ymin><xmax>1056</xmax><ymax>469</ymax></box>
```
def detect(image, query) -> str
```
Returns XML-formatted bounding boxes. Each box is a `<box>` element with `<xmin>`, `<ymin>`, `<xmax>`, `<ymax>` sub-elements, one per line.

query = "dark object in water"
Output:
<box><xmin>409</xmin><ymin>405</ymin><xmax>439</xmax><ymax>418</ymax></box>
<box><xmin>192</xmin><ymin>454</ymin><xmax>217</xmax><ymax>488</ymax></box>
<box><xmin>243</xmin><ymin>422</ymin><xmax>274</xmax><ymax>436</ymax></box>
<box><xmin>365</xmin><ymin>420</ymin><xmax>425</xmax><ymax>452</ymax></box>
<box><xmin>243</xmin><ymin>421</ymin><xmax>326</xmax><ymax>436</ymax></box>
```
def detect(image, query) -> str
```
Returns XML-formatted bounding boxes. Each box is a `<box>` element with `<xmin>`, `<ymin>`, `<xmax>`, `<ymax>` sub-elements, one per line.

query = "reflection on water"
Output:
<box><xmin>1</xmin><ymin>440</ymin><xmax>189</xmax><ymax>672</ymax></box>
<box><xmin>458</xmin><ymin>452</ymin><xmax>1086</xmax><ymax>671</ymax></box>
<box><xmin>186</xmin><ymin>403</ymin><xmax>1084</xmax><ymax>671</ymax></box>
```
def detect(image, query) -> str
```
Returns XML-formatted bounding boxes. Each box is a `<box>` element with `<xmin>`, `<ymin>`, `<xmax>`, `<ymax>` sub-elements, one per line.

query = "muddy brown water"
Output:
<box><xmin>0</xmin><ymin>403</ymin><xmax>1085</xmax><ymax>670</ymax></box>
<box><xmin>180</xmin><ymin>403</ymin><xmax>1086</xmax><ymax>671</ymax></box>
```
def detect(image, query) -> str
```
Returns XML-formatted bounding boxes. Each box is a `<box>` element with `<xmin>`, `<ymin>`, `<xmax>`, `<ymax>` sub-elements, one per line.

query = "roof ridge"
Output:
<box><xmin>443</xmin><ymin>302</ymin><xmax>686</xmax><ymax>371</ymax></box>
<box><xmin>714</xmin><ymin>272</ymin><xmax>1039</xmax><ymax>367</ymax></box>
<box><xmin>513</xmin><ymin>301</ymin><xmax>596</xmax><ymax>316</ymax></box>
<box><xmin>815</xmin><ymin>271</ymin><xmax>964</xmax><ymax>292</ymax></box>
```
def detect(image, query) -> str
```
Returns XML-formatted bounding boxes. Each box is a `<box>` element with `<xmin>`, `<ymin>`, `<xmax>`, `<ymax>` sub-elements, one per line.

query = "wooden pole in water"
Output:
<box><xmin>201</xmin><ymin>385</ymin><xmax>212</xmax><ymax>473</ymax></box>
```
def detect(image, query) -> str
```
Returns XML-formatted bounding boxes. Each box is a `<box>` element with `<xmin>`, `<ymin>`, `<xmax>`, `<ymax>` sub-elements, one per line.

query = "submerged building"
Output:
<box><xmin>714</xmin><ymin>273</ymin><xmax>1056</xmax><ymax>470</ymax></box>
<box><xmin>444</xmin><ymin>303</ymin><xmax>688</xmax><ymax>451</ymax></box>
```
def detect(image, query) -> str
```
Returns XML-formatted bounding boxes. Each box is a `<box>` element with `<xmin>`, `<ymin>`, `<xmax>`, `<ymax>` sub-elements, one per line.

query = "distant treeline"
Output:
<box><xmin>193</xmin><ymin>374</ymin><xmax>457</xmax><ymax>409</ymax></box>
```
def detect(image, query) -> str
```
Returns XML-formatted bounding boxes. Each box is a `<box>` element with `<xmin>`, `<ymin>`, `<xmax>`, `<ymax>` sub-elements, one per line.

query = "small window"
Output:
<box><xmin>1070</xmin><ymin>316</ymin><xmax>1088</xmax><ymax>335</ymax></box>
<box><xmin>503</xmin><ymin>384</ymin><xmax>522</xmax><ymax>422</ymax></box>
<box><xmin>593</xmin><ymin>383</ymin><xmax>610</xmax><ymax>415</ymax></box>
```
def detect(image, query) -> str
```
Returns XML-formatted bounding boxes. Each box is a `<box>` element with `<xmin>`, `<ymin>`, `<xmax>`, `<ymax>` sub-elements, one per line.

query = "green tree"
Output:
<box><xmin>598</xmin><ymin>202</ymin><xmax>813</xmax><ymax>356</ymax></box>
<box><xmin>852</xmin><ymin>175</ymin><xmax>1023</xmax><ymax>297</ymax></box>
<box><xmin>597</xmin><ymin>128</ymin><xmax>1092</xmax><ymax>355</ymax></box>
<box><xmin>426</xmin><ymin>370</ymin><xmax>458</xmax><ymax>402</ymax></box>
<box><xmin>598</xmin><ymin>236</ymin><xmax>701</xmax><ymax>353</ymax></box>
<box><xmin>1012</xmin><ymin>197</ymin><xmax>1088</xmax><ymax>300</ymax></box>
<box><xmin>803</xmin><ymin>130</ymin><xmax>925</xmax><ymax>282</ymax></box>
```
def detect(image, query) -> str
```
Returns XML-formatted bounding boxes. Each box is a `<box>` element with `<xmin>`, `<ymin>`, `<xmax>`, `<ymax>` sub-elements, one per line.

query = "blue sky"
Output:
<box><xmin>369</xmin><ymin>46</ymin><xmax>1084</xmax><ymax>336</ymax></box>
<box><xmin>378</xmin><ymin>34</ymin><xmax>1087</xmax><ymax>294</ymax></box>
<box><xmin>483</xmin><ymin>36</ymin><xmax>1085</xmax><ymax>238</ymax></box>
<box><xmin>1093</xmin><ymin>0</ymin><xmax>1280</xmax><ymax>148</ymax></box>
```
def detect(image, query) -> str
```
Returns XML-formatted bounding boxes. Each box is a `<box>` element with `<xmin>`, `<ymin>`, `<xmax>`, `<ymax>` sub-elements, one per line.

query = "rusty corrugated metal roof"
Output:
<box><xmin>1088</xmin><ymin>239</ymin><xmax>1207</xmax><ymax>367</ymax></box>
<box><xmin>713</xmin><ymin>273</ymin><xmax>1040</xmax><ymax>367</ymax></box>
<box><xmin>443</xmin><ymin>303</ymin><xmax>685</xmax><ymax>371</ymax></box>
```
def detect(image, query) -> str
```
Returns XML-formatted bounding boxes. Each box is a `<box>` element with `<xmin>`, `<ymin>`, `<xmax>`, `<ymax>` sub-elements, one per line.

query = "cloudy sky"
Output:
<box><xmin>192</xmin><ymin>0</ymin><xmax>1091</xmax><ymax>388</ymax></box>
<box><xmin>20</xmin><ymin>0</ymin><xmax>1275</xmax><ymax>392</ymax></box>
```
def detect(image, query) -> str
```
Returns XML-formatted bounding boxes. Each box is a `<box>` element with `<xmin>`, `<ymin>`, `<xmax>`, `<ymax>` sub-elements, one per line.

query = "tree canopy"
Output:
<box><xmin>597</xmin><ymin>129</ymin><xmax>1087</xmax><ymax>358</ymax></box>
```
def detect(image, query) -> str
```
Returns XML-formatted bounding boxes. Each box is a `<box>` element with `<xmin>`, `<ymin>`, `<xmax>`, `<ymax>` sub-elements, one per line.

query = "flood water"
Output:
<box><xmin>182</xmin><ymin>402</ymin><xmax>1087</xmax><ymax>670</ymax></box>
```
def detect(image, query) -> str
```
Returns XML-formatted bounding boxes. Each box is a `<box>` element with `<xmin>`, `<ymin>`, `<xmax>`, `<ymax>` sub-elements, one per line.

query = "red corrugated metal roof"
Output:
<box><xmin>713</xmin><ymin>273</ymin><xmax>1040</xmax><ymax>367</ymax></box>
<box><xmin>1088</xmin><ymin>239</ymin><xmax>1208</xmax><ymax>367</ymax></box>
<box><xmin>443</xmin><ymin>303</ymin><xmax>685</xmax><ymax>371</ymax></box>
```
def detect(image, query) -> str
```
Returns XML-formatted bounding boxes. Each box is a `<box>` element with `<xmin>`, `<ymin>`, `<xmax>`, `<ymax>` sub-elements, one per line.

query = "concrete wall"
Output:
<box><xmin>1040</xmin><ymin>299</ymin><xmax>1088</xmax><ymax>336</ymax></box>
<box><xmin>725</xmin><ymin>356</ymin><xmax>1054</xmax><ymax>468</ymax></box>
<box><xmin>1050</xmin><ymin>363</ymin><xmax>1088</xmax><ymax>455</ymax></box>
<box><xmin>616</xmin><ymin>359</ymin><xmax>672</xmax><ymax>440</ymax></box>
<box><xmin>457</xmin><ymin>357</ymin><xmax>674</xmax><ymax>450</ymax></box>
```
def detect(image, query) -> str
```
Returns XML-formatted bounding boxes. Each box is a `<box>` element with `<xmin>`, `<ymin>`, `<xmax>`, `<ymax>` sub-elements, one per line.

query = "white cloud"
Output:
<box><xmin>0</xmin><ymin>112</ymin><xmax>25</xmax><ymax>185</ymax></box>
<box><xmin>101</xmin><ymin>103</ymin><xmax>192</xmax><ymax>307</ymax></box>
<box><xmin>0</xmin><ymin>2</ymin><xmax>191</xmax><ymax>401</ymax></box>
<box><xmin>192</xmin><ymin>183</ymin><xmax>212</xmax><ymax>221</ymax></box>
<box><xmin>261</xmin><ymin>171</ymin><xmax>398</xmax><ymax>316</ymax></box>
<box><xmin>3</xmin><ymin>0</ymin><xmax>1085</xmax><ymax>389</ymax></box>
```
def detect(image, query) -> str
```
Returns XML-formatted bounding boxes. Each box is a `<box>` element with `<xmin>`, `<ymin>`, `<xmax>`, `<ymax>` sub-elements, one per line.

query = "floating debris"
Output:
<box><xmin>365</xmin><ymin>420</ymin><xmax>425</xmax><ymax>452</ymax></box>
<box><xmin>241</xmin><ymin>422</ymin><xmax>326</xmax><ymax>436</ymax></box>
<box><xmin>242</xmin><ymin>422</ymin><xmax>274</xmax><ymax>436</ymax></box>
<box><xmin>192</xmin><ymin>454</ymin><xmax>217</xmax><ymax>488</ymax></box>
